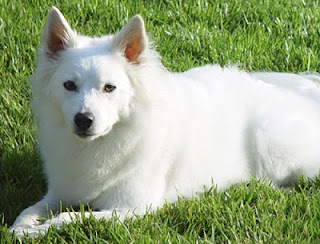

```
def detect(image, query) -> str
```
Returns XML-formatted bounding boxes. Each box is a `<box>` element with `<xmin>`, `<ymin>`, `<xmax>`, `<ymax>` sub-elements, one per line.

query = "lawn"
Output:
<box><xmin>1</xmin><ymin>0</ymin><xmax>320</xmax><ymax>242</ymax></box>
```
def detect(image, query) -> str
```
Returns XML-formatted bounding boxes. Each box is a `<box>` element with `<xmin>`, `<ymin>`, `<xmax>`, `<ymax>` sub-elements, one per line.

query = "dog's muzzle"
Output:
<box><xmin>74</xmin><ymin>112</ymin><xmax>95</xmax><ymax>137</ymax></box>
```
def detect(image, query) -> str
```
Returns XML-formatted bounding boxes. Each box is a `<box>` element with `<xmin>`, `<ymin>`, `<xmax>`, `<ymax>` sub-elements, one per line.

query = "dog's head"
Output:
<box><xmin>34</xmin><ymin>7</ymin><xmax>149</xmax><ymax>140</ymax></box>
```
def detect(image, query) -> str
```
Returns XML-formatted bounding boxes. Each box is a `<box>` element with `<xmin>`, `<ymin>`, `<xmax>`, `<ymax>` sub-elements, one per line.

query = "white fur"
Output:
<box><xmin>11</xmin><ymin>7</ymin><xmax>320</xmax><ymax>237</ymax></box>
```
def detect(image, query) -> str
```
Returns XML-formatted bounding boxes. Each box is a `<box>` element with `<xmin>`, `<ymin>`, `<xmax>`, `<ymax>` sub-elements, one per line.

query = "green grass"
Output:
<box><xmin>1</xmin><ymin>0</ymin><xmax>320</xmax><ymax>242</ymax></box>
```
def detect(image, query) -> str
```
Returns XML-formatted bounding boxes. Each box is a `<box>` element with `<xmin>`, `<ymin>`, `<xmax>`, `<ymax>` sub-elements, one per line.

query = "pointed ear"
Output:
<box><xmin>42</xmin><ymin>7</ymin><xmax>76</xmax><ymax>58</ymax></box>
<box><xmin>111</xmin><ymin>15</ymin><xmax>147</xmax><ymax>64</ymax></box>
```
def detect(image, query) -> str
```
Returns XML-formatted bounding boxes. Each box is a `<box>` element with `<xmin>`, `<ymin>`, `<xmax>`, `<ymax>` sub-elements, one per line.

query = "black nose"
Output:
<box><xmin>74</xmin><ymin>112</ymin><xmax>94</xmax><ymax>130</ymax></box>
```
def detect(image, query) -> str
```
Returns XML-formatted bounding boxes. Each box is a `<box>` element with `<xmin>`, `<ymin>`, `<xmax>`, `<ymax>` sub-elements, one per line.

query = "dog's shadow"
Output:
<box><xmin>0</xmin><ymin>146</ymin><xmax>47</xmax><ymax>226</ymax></box>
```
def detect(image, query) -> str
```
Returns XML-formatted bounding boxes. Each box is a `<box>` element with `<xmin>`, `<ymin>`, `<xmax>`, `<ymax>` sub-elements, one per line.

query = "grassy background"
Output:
<box><xmin>1</xmin><ymin>0</ymin><xmax>320</xmax><ymax>242</ymax></box>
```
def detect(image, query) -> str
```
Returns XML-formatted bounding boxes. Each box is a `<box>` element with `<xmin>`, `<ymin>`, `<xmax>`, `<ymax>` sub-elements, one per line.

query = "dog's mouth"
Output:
<box><xmin>75</xmin><ymin>131</ymin><xmax>95</xmax><ymax>138</ymax></box>
<box><xmin>74</xmin><ymin>126</ymin><xmax>112</xmax><ymax>140</ymax></box>
<box><xmin>74</xmin><ymin>131</ymin><xmax>98</xmax><ymax>141</ymax></box>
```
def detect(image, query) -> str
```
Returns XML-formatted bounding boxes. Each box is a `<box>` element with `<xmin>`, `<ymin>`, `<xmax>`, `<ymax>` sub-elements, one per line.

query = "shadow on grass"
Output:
<box><xmin>0</xmin><ymin>146</ymin><xmax>47</xmax><ymax>226</ymax></box>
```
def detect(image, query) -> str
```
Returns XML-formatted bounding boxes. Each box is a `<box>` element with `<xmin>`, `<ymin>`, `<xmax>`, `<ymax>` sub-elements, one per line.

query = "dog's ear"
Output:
<box><xmin>111</xmin><ymin>15</ymin><xmax>147</xmax><ymax>64</ymax></box>
<box><xmin>42</xmin><ymin>7</ymin><xmax>76</xmax><ymax>58</ymax></box>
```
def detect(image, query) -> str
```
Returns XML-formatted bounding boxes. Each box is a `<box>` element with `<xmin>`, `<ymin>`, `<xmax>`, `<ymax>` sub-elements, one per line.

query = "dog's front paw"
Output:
<box><xmin>9</xmin><ymin>216</ymin><xmax>52</xmax><ymax>239</ymax></box>
<box><xmin>9</xmin><ymin>213</ymin><xmax>43</xmax><ymax>238</ymax></box>
<box><xmin>10</xmin><ymin>214</ymin><xmax>40</xmax><ymax>230</ymax></box>
<box><xmin>10</xmin><ymin>224</ymin><xmax>50</xmax><ymax>239</ymax></box>
<box><xmin>10</xmin><ymin>226</ymin><xmax>38</xmax><ymax>239</ymax></box>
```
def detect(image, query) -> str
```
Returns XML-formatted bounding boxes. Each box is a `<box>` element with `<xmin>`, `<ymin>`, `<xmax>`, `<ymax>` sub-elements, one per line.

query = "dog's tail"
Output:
<box><xmin>297</xmin><ymin>72</ymin><xmax>320</xmax><ymax>104</ymax></box>
<box><xmin>299</xmin><ymin>71</ymin><xmax>320</xmax><ymax>83</ymax></box>
<box><xmin>253</xmin><ymin>71</ymin><xmax>320</xmax><ymax>104</ymax></box>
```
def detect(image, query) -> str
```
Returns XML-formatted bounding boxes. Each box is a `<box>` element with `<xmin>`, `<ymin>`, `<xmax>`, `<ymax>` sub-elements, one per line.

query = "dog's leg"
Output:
<box><xmin>13</xmin><ymin>209</ymin><xmax>133</xmax><ymax>238</ymax></box>
<box><xmin>9</xmin><ymin>192</ymin><xmax>58</xmax><ymax>237</ymax></box>
<box><xmin>254</xmin><ymin>115</ymin><xmax>320</xmax><ymax>187</ymax></box>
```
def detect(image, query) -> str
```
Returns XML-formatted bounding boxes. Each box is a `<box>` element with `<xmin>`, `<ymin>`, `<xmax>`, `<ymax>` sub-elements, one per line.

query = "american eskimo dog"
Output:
<box><xmin>11</xmin><ymin>6</ymin><xmax>320</xmax><ymax>237</ymax></box>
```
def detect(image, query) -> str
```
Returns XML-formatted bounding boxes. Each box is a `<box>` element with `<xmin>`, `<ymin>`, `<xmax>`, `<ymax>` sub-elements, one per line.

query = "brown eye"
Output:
<box><xmin>63</xmin><ymin>81</ymin><xmax>77</xmax><ymax>91</ymax></box>
<box><xmin>104</xmin><ymin>84</ymin><xmax>116</xmax><ymax>93</ymax></box>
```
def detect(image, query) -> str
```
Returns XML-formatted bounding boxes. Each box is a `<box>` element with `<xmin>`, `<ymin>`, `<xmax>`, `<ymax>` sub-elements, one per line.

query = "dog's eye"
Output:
<box><xmin>104</xmin><ymin>84</ymin><xmax>116</xmax><ymax>93</ymax></box>
<box><xmin>63</xmin><ymin>81</ymin><xmax>77</xmax><ymax>91</ymax></box>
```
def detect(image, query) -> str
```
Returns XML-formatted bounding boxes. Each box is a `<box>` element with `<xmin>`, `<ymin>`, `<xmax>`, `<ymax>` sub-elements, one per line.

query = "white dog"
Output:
<box><xmin>11</xmin><ymin>7</ymin><xmax>320</xmax><ymax>237</ymax></box>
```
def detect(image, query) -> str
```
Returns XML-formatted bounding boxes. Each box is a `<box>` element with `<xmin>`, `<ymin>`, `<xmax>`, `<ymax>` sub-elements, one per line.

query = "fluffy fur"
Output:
<box><xmin>11</xmin><ymin>7</ymin><xmax>320</xmax><ymax>237</ymax></box>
